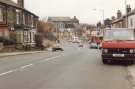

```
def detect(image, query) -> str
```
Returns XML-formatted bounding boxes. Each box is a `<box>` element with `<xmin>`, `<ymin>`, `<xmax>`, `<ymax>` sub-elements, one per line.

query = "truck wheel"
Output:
<box><xmin>133</xmin><ymin>60</ymin><xmax>135</xmax><ymax>64</ymax></box>
<box><xmin>102</xmin><ymin>59</ymin><xmax>108</xmax><ymax>64</ymax></box>
<box><xmin>61</xmin><ymin>48</ymin><xmax>64</xmax><ymax>51</ymax></box>
<box><xmin>52</xmin><ymin>48</ymin><xmax>56</xmax><ymax>52</ymax></box>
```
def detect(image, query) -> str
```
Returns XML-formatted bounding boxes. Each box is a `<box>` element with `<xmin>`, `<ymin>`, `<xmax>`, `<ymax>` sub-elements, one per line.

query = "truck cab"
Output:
<box><xmin>102</xmin><ymin>28</ymin><xmax>135</xmax><ymax>64</ymax></box>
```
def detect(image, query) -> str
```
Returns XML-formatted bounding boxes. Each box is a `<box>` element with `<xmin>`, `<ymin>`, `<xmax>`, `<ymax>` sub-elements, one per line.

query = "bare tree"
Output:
<box><xmin>36</xmin><ymin>21</ymin><xmax>57</xmax><ymax>48</ymax></box>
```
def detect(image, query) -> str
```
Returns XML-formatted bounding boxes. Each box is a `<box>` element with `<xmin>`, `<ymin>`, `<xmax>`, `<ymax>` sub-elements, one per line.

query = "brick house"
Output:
<box><xmin>128</xmin><ymin>9</ymin><xmax>135</xmax><ymax>29</ymax></box>
<box><xmin>111</xmin><ymin>5</ymin><xmax>132</xmax><ymax>28</ymax></box>
<box><xmin>111</xmin><ymin>10</ymin><xmax>127</xmax><ymax>28</ymax></box>
<box><xmin>0</xmin><ymin>0</ymin><xmax>38</xmax><ymax>47</ymax></box>
<box><xmin>111</xmin><ymin>16</ymin><xmax>127</xmax><ymax>28</ymax></box>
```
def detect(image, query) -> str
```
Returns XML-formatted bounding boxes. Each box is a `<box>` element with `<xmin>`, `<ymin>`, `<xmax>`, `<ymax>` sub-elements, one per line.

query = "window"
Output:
<box><xmin>23</xmin><ymin>31</ymin><xmax>28</xmax><ymax>43</ymax></box>
<box><xmin>16</xmin><ymin>9</ymin><xmax>21</xmax><ymax>24</ymax></box>
<box><xmin>0</xmin><ymin>8</ymin><xmax>3</xmax><ymax>22</ymax></box>
<box><xmin>130</xmin><ymin>18</ymin><xmax>133</xmax><ymax>28</ymax></box>
<box><xmin>23</xmin><ymin>13</ymin><xmax>25</xmax><ymax>25</ymax></box>
<box><xmin>31</xmin><ymin>15</ymin><xmax>34</xmax><ymax>27</ymax></box>
<box><xmin>16</xmin><ymin>31</ymin><xmax>21</xmax><ymax>43</ymax></box>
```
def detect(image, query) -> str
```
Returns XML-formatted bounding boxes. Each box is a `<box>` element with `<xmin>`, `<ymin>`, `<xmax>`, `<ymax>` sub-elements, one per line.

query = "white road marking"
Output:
<box><xmin>0</xmin><ymin>55</ymin><xmax>62</xmax><ymax>77</ymax></box>
<box><xmin>39</xmin><ymin>55</ymin><xmax>61</xmax><ymax>62</ymax></box>
<box><xmin>0</xmin><ymin>64</ymin><xmax>34</xmax><ymax>77</ymax></box>
<box><xmin>20</xmin><ymin>64</ymin><xmax>33</xmax><ymax>69</ymax></box>
<box><xmin>0</xmin><ymin>69</ymin><xmax>17</xmax><ymax>77</ymax></box>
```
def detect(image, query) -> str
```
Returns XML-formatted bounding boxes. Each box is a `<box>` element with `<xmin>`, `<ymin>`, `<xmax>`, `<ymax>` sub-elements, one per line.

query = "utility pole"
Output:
<box><xmin>93</xmin><ymin>9</ymin><xmax>105</xmax><ymax>35</ymax></box>
<box><xmin>101</xmin><ymin>9</ymin><xmax>105</xmax><ymax>26</ymax></box>
<box><xmin>125</xmin><ymin>0</ymin><xmax>128</xmax><ymax>28</ymax></box>
<box><xmin>93</xmin><ymin>9</ymin><xmax>105</xmax><ymax>26</ymax></box>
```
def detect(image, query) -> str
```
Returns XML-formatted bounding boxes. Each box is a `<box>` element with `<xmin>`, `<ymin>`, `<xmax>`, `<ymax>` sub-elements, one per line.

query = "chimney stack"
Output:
<box><xmin>117</xmin><ymin>10</ymin><xmax>122</xmax><ymax>18</ymax></box>
<box><xmin>126</xmin><ymin>5</ymin><xmax>131</xmax><ymax>14</ymax></box>
<box><xmin>17</xmin><ymin>0</ymin><xmax>24</xmax><ymax>8</ymax></box>
<box><xmin>111</xmin><ymin>16</ymin><xmax>116</xmax><ymax>20</ymax></box>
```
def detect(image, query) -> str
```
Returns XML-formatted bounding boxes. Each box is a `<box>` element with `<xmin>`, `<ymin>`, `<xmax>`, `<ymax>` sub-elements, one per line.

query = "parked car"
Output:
<box><xmin>68</xmin><ymin>40</ymin><xmax>72</xmax><ymax>42</ymax></box>
<box><xmin>79</xmin><ymin>43</ymin><xmax>84</xmax><ymax>47</ymax></box>
<box><xmin>52</xmin><ymin>43</ymin><xmax>64</xmax><ymax>51</ymax></box>
<box><xmin>90</xmin><ymin>43</ymin><xmax>98</xmax><ymax>49</ymax></box>
<box><xmin>72</xmin><ymin>39</ymin><xmax>81</xmax><ymax>43</ymax></box>
<box><xmin>72</xmin><ymin>37</ymin><xmax>81</xmax><ymax>43</ymax></box>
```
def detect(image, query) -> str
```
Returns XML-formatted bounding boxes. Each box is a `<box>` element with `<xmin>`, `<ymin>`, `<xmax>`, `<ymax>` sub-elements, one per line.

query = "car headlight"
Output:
<box><xmin>103</xmin><ymin>49</ymin><xmax>108</xmax><ymax>53</ymax></box>
<box><xmin>130</xmin><ymin>49</ymin><xmax>135</xmax><ymax>53</ymax></box>
<box><xmin>130</xmin><ymin>49</ymin><xmax>134</xmax><ymax>53</ymax></box>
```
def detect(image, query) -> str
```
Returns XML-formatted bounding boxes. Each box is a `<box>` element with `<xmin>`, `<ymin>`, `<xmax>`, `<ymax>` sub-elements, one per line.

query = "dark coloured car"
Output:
<box><xmin>52</xmin><ymin>44</ymin><xmax>64</xmax><ymax>51</ymax></box>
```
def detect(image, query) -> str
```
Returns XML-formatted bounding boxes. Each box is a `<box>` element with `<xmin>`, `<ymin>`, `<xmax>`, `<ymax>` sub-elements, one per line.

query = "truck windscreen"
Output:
<box><xmin>104</xmin><ymin>29</ymin><xmax>134</xmax><ymax>41</ymax></box>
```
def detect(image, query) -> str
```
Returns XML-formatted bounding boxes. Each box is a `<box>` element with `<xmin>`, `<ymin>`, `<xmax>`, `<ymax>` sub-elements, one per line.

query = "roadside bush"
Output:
<box><xmin>9</xmin><ymin>31</ymin><xmax>17</xmax><ymax>43</ymax></box>
<box><xmin>0</xmin><ymin>37</ymin><xmax>16</xmax><ymax>45</ymax></box>
<box><xmin>35</xmin><ymin>33</ymin><xmax>44</xmax><ymax>49</ymax></box>
<box><xmin>43</xmin><ymin>39</ymin><xmax>53</xmax><ymax>48</ymax></box>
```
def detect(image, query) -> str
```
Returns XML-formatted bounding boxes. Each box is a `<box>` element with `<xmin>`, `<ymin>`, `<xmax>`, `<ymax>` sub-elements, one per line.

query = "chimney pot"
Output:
<box><xmin>17</xmin><ymin>0</ymin><xmax>24</xmax><ymax>8</ymax></box>
<box><xmin>126</xmin><ymin>5</ymin><xmax>131</xmax><ymax>14</ymax></box>
<box><xmin>117</xmin><ymin>10</ymin><xmax>122</xmax><ymax>18</ymax></box>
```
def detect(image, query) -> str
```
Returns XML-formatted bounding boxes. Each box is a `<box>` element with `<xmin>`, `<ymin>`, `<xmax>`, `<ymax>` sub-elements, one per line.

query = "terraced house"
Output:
<box><xmin>0</xmin><ymin>0</ymin><xmax>38</xmax><ymax>47</ymax></box>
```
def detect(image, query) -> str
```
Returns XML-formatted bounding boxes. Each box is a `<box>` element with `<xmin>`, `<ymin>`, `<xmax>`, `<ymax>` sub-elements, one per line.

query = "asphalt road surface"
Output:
<box><xmin>0</xmin><ymin>43</ymin><xmax>132</xmax><ymax>89</ymax></box>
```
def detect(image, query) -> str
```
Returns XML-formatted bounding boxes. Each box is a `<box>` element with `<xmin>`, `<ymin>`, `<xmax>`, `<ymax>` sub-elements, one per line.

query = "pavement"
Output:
<box><xmin>0</xmin><ymin>51</ymin><xmax>47</xmax><ymax>57</ymax></box>
<box><xmin>127</xmin><ymin>66</ymin><xmax>135</xmax><ymax>89</ymax></box>
<box><xmin>0</xmin><ymin>43</ymin><xmax>133</xmax><ymax>89</ymax></box>
<box><xmin>0</xmin><ymin>41</ymin><xmax>69</xmax><ymax>58</ymax></box>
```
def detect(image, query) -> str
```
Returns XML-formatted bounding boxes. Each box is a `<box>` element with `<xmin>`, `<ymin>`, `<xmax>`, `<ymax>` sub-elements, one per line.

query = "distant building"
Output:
<box><xmin>47</xmin><ymin>16</ymin><xmax>79</xmax><ymax>40</ymax></box>
<box><xmin>111</xmin><ymin>16</ymin><xmax>127</xmax><ymax>28</ymax></box>
<box><xmin>128</xmin><ymin>9</ymin><xmax>135</xmax><ymax>29</ymax></box>
<box><xmin>47</xmin><ymin>16</ymin><xmax>79</xmax><ymax>32</ymax></box>
<box><xmin>104</xmin><ymin>18</ymin><xmax>112</xmax><ymax>28</ymax></box>
<box><xmin>79</xmin><ymin>24</ymin><xmax>96</xmax><ymax>40</ymax></box>
<box><xmin>111</xmin><ymin>10</ymin><xmax>127</xmax><ymax>28</ymax></box>
<box><xmin>111</xmin><ymin>5</ymin><xmax>131</xmax><ymax>28</ymax></box>
<box><xmin>0</xmin><ymin>0</ymin><xmax>38</xmax><ymax>47</ymax></box>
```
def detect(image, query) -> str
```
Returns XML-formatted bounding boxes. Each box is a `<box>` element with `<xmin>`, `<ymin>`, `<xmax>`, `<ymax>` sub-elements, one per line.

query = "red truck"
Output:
<box><xmin>102</xmin><ymin>28</ymin><xmax>135</xmax><ymax>64</ymax></box>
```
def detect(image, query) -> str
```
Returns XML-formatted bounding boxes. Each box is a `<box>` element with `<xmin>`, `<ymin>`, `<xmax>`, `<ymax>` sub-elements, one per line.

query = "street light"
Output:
<box><xmin>125</xmin><ymin>0</ymin><xmax>127</xmax><ymax>13</ymax></box>
<box><xmin>125</xmin><ymin>0</ymin><xmax>128</xmax><ymax>28</ymax></box>
<box><xmin>93</xmin><ymin>9</ymin><xmax>105</xmax><ymax>25</ymax></box>
<box><xmin>93</xmin><ymin>9</ymin><xmax>105</xmax><ymax>35</ymax></box>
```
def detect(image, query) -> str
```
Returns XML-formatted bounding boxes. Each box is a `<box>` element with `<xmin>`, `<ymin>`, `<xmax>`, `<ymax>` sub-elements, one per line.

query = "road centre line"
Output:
<box><xmin>0</xmin><ymin>55</ymin><xmax>62</xmax><ymax>77</ymax></box>
<box><xmin>40</xmin><ymin>55</ymin><xmax>61</xmax><ymax>62</ymax></box>
<box><xmin>0</xmin><ymin>69</ymin><xmax>17</xmax><ymax>77</ymax></box>
<box><xmin>0</xmin><ymin>63</ymin><xmax>33</xmax><ymax>77</ymax></box>
<box><xmin>0</xmin><ymin>45</ymin><xmax>67</xmax><ymax>77</ymax></box>
<box><xmin>20</xmin><ymin>64</ymin><xmax>33</xmax><ymax>69</ymax></box>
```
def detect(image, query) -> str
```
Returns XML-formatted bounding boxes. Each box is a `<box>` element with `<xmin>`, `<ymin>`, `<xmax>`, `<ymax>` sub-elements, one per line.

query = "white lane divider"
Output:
<box><xmin>39</xmin><ymin>55</ymin><xmax>61</xmax><ymax>62</ymax></box>
<box><xmin>20</xmin><ymin>64</ymin><xmax>33</xmax><ymax>69</ymax></box>
<box><xmin>0</xmin><ymin>69</ymin><xmax>17</xmax><ymax>77</ymax></box>
<box><xmin>0</xmin><ymin>55</ymin><xmax>62</xmax><ymax>77</ymax></box>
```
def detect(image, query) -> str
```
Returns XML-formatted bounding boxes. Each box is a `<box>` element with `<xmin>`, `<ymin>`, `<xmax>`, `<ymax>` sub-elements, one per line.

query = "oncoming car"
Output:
<box><xmin>52</xmin><ymin>43</ymin><xmax>64</xmax><ymax>52</ymax></box>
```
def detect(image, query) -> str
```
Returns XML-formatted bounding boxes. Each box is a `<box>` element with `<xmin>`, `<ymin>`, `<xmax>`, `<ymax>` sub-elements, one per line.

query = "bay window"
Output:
<box><xmin>16</xmin><ymin>9</ymin><xmax>21</xmax><ymax>24</ymax></box>
<box><xmin>0</xmin><ymin>7</ymin><xmax>3</xmax><ymax>22</ymax></box>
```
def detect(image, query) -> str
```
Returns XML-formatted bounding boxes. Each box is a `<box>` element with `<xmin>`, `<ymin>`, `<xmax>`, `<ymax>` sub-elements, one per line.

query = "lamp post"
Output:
<box><xmin>93</xmin><ymin>9</ymin><xmax>105</xmax><ymax>26</ymax></box>
<box><xmin>93</xmin><ymin>9</ymin><xmax>105</xmax><ymax>36</ymax></box>
<box><xmin>125</xmin><ymin>0</ymin><xmax>127</xmax><ymax>11</ymax></box>
<box><xmin>125</xmin><ymin>0</ymin><xmax>128</xmax><ymax>28</ymax></box>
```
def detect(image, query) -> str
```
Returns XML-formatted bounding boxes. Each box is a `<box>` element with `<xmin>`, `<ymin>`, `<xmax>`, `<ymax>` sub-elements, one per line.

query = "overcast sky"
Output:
<box><xmin>13</xmin><ymin>0</ymin><xmax>135</xmax><ymax>24</ymax></box>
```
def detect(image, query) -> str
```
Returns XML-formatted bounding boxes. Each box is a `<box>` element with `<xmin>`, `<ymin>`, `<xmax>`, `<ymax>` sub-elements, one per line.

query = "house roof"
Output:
<box><xmin>0</xmin><ymin>0</ymin><xmax>20</xmax><ymax>8</ymax></box>
<box><xmin>0</xmin><ymin>0</ymin><xmax>38</xmax><ymax>17</ymax></box>
<box><xmin>112</xmin><ymin>18</ymin><xmax>123</xmax><ymax>24</ymax></box>
<box><xmin>111</xmin><ymin>15</ymin><xmax>126</xmax><ymax>24</ymax></box>
<box><xmin>127</xmin><ymin>9</ymin><xmax>135</xmax><ymax>16</ymax></box>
